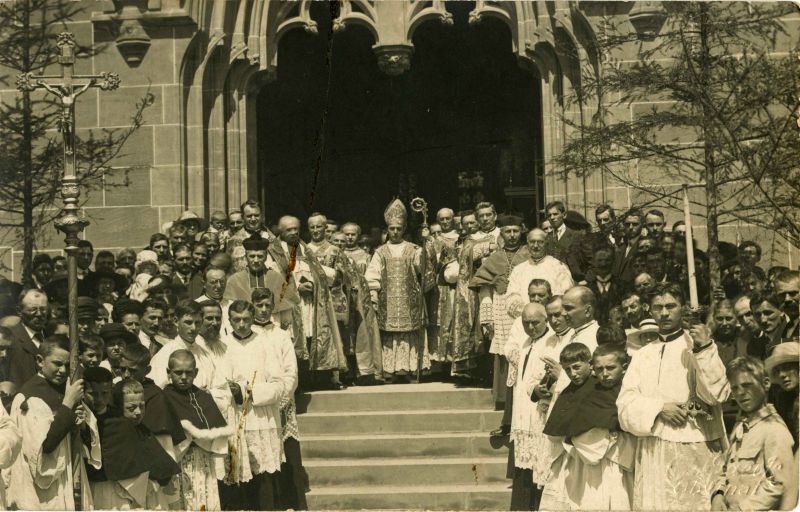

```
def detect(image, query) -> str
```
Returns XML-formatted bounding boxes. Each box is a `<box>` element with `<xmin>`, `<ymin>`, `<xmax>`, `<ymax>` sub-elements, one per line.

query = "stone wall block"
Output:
<box><xmin>83</xmin><ymin>206</ymin><xmax>158</xmax><ymax>246</ymax></box>
<box><xmin>104</xmin><ymin>165</ymin><xmax>151</xmax><ymax>206</ymax></box>
<box><xmin>151</xmin><ymin>165</ymin><xmax>183</xmax><ymax>206</ymax></box>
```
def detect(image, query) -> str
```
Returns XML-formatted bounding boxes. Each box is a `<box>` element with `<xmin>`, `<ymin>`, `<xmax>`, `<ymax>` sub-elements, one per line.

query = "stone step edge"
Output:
<box><xmin>304</xmin><ymin>456</ymin><xmax>506</xmax><ymax>467</ymax></box>
<box><xmin>307</xmin><ymin>483</ymin><xmax>512</xmax><ymax>496</ymax></box>
<box><xmin>302</xmin><ymin>431</ymin><xmax>494</xmax><ymax>441</ymax></box>
<box><xmin>303</xmin><ymin>386</ymin><xmax>491</xmax><ymax>396</ymax></box>
<box><xmin>300</xmin><ymin>409</ymin><xmax>497</xmax><ymax>417</ymax></box>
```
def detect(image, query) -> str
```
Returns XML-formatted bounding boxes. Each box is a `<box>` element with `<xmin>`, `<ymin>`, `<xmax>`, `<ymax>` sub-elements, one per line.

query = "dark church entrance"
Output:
<box><xmin>256</xmin><ymin>1</ymin><xmax>543</xmax><ymax>232</ymax></box>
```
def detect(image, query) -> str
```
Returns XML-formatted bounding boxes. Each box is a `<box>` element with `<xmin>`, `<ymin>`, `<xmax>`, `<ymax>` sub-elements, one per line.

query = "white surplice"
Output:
<box><xmin>510</xmin><ymin>327</ymin><xmax>566</xmax><ymax>485</ymax></box>
<box><xmin>617</xmin><ymin>330</ymin><xmax>730</xmax><ymax>510</ymax></box>
<box><xmin>0</xmin><ymin>405</ymin><xmax>20</xmax><ymax>510</ymax></box>
<box><xmin>224</xmin><ymin>324</ymin><xmax>297</xmax><ymax>478</ymax></box>
<box><xmin>506</xmin><ymin>256</ymin><xmax>574</xmax><ymax>313</ymax></box>
<box><xmin>7</xmin><ymin>393</ymin><xmax>100</xmax><ymax>510</ymax></box>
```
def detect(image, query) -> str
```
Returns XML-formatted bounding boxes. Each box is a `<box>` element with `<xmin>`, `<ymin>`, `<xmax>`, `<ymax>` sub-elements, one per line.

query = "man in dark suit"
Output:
<box><xmin>613</xmin><ymin>209</ymin><xmax>645</xmax><ymax>286</ymax></box>
<box><xmin>576</xmin><ymin>204</ymin><xmax>619</xmax><ymax>280</ymax></box>
<box><xmin>584</xmin><ymin>246</ymin><xmax>623</xmax><ymax>325</ymax></box>
<box><xmin>545</xmin><ymin>200</ymin><xmax>583</xmax><ymax>280</ymax></box>
<box><xmin>8</xmin><ymin>288</ymin><xmax>50</xmax><ymax>388</ymax></box>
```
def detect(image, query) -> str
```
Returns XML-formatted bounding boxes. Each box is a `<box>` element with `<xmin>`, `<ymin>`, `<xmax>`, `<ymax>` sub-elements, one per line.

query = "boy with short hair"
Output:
<box><xmin>7</xmin><ymin>335</ymin><xmax>101</xmax><ymax>509</ymax></box>
<box><xmin>78</xmin><ymin>334</ymin><xmax>105</xmax><ymax>369</ymax></box>
<box><xmin>711</xmin><ymin>356</ymin><xmax>795</xmax><ymax>511</ymax></box>
<box><xmin>162</xmin><ymin>350</ymin><xmax>231</xmax><ymax>511</ymax></box>
<box><xmin>540</xmin><ymin>343</ymin><xmax>635</xmax><ymax>510</ymax></box>
<box><xmin>83</xmin><ymin>366</ymin><xmax>113</xmax><ymax>421</ymax></box>
<box><xmin>117</xmin><ymin>343</ymin><xmax>185</xmax><ymax>459</ymax></box>
<box><xmin>92</xmin><ymin>378</ymin><xmax>181</xmax><ymax>509</ymax></box>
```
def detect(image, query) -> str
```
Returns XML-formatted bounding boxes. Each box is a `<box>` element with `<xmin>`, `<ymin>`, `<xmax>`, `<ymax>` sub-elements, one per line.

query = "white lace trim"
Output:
<box><xmin>245</xmin><ymin>428</ymin><xmax>285</xmax><ymax>475</ymax></box>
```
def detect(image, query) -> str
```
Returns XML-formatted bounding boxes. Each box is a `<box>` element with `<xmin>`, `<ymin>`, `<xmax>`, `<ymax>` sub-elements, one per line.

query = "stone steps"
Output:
<box><xmin>307</xmin><ymin>484</ymin><xmax>512</xmax><ymax>511</ymax></box>
<box><xmin>302</xmin><ymin>432</ymin><xmax>509</xmax><ymax>459</ymax></box>
<box><xmin>305</xmin><ymin>456</ymin><xmax>508</xmax><ymax>487</ymax></box>
<box><xmin>297</xmin><ymin>386</ymin><xmax>494</xmax><ymax>413</ymax></box>
<box><xmin>298</xmin><ymin>409</ymin><xmax>504</xmax><ymax>435</ymax></box>
<box><xmin>298</xmin><ymin>383</ymin><xmax>511</xmax><ymax>510</ymax></box>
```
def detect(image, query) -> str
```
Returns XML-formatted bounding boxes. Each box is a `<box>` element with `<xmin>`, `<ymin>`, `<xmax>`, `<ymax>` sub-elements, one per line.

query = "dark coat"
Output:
<box><xmin>8</xmin><ymin>321</ymin><xmax>40</xmax><ymax>389</ymax></box>
<box><xmin>613</xmin><ymin>238</ymin><xmax>641</xmax><ymax>285</ymax></box>
<box><xmin>550</xmin><ymin>227</ymin><xmax>584</xmax><ymax>280</ymax></box>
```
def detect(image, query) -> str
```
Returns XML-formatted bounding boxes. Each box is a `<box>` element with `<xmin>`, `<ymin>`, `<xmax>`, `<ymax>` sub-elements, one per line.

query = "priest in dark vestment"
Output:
<box><xmin>224</xmin><ymin>234</ymin><xmax>300</xmax><ymax>323</ymax></box>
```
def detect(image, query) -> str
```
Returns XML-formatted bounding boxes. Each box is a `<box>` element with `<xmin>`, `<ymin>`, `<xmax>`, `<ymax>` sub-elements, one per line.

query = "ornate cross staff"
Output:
<box><xmin>16</xmin><ymin>31</ymin><xmax>120</xmax><ymax>509</ymax></box>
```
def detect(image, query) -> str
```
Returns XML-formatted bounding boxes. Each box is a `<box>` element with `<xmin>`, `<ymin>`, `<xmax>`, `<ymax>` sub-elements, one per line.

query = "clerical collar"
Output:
<box><xmin>573</xmin><ymin>320</ymin><xmax>596</xmax><ymax>335</ymax></box>
<box><xmin>659</xmin><ymin>329</ymin><xmax>684</xmax><ymax>342</ymax></box>
<box><xmin>556</xmin><ymin>327</ymin><xmax>571</xmax><ymax>337</ymax></box>
<box><xmin>254</xmin><ymin>319</ymin><xmax>272</xmax><ymax>327</ymax></box>
<box><xmin>595</xmin><ymin>274</ymin><xmax>612</xmax><ymax>283</ymax></box>
<box><xmin>232</xmin><ymin>330</ymin><xmax>254</xmax><ymax>341</ymax></box>
<box><xmin>529</xmin><ymin>329</ymin><xmax>549</xmax><ymax>344</ymax></box>
<box><xmin>504</xmin><ymin>245</ymin><xmax>520</xmax><ymax>253</ymax></box>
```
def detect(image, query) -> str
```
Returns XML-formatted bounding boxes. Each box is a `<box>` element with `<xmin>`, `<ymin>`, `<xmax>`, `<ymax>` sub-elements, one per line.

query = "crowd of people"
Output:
<box><xmin>0</xmin><ymin>196</ymin><xmax>796</xmax><ymax>510</ymax></box>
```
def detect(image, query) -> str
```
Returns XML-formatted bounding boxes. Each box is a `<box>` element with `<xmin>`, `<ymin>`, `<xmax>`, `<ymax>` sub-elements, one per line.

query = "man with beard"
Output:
<box><xmin>94</xmin><ymin>251</ymin><xmax>116</xmax><ymax>275</ymax></box>
<box><xmin>8</xmin><ymin>289</ymin><xmax>50</xmax><ymax>389</ymax></box>
<box><xmin>268</xmin><ymin>216</ymin><xmax>347</xmax><ymax>389</ymax></box>
<box><xmin>227</xmin><ymin>200</ymin><xmax>276</xmax><ymax>273</ymax></box>
<box><xmin>469</xmin><ymin>215</ymin><xmax>529</xmax><ymax>423</ymax></box>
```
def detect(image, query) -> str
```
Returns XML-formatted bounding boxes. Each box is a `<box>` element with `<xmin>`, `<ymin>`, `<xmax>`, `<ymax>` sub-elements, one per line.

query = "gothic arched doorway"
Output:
<box><xmin>254</xmin><ymin>1</ymin><xmax>543</xmax><ymax>232</ymax></box>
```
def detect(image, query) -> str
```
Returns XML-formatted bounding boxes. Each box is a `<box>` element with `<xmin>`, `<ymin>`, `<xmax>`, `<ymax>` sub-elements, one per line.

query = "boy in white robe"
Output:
<box><xmin>7</xmin><ymin>335</ymin><xmax>101</xmax><ymax>510</ymax></box>
<box><xmin>224</xmin><ymin>298</ymin><xmax>298</xmax><ymax>510</ymax></box>
<box><xmin>541</xmin><ymin>343</ymin><xmax>634</xmax><ymax>510</ymax></box>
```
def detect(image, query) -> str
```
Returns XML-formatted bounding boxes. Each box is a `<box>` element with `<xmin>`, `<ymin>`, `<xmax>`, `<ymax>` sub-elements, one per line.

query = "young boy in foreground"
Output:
<box><xmin>92</xmin><ymin>379</ymin><xmax>180</xmax><ymax>509</ymax></box>
<box><xmin>540</xmin><ymin>343</ymin><xmax>634</xmax><ymax>510</ymax></box>
<box><xmin>711</xmin><ymin>356</ymin><xmax>796</xmax><ymax>511</ymax></box>
<box><xmin>162</xmin><ymin>349</ymin><xmax>231</xmax><ymax>511</ymax></box>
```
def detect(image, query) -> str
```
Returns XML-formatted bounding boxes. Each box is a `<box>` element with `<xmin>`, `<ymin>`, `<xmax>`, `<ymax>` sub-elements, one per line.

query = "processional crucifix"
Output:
<box><xmin>16</xmin><ymin>31</ymin><xmax>120</xmax><ymax>508</ymax></box>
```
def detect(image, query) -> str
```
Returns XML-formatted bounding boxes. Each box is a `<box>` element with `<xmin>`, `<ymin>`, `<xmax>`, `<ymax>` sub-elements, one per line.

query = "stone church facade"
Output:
<box><xmin>0</xmin><ymin>0</ymin><xmax>797</xmax><ymax>276</ymax></box>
